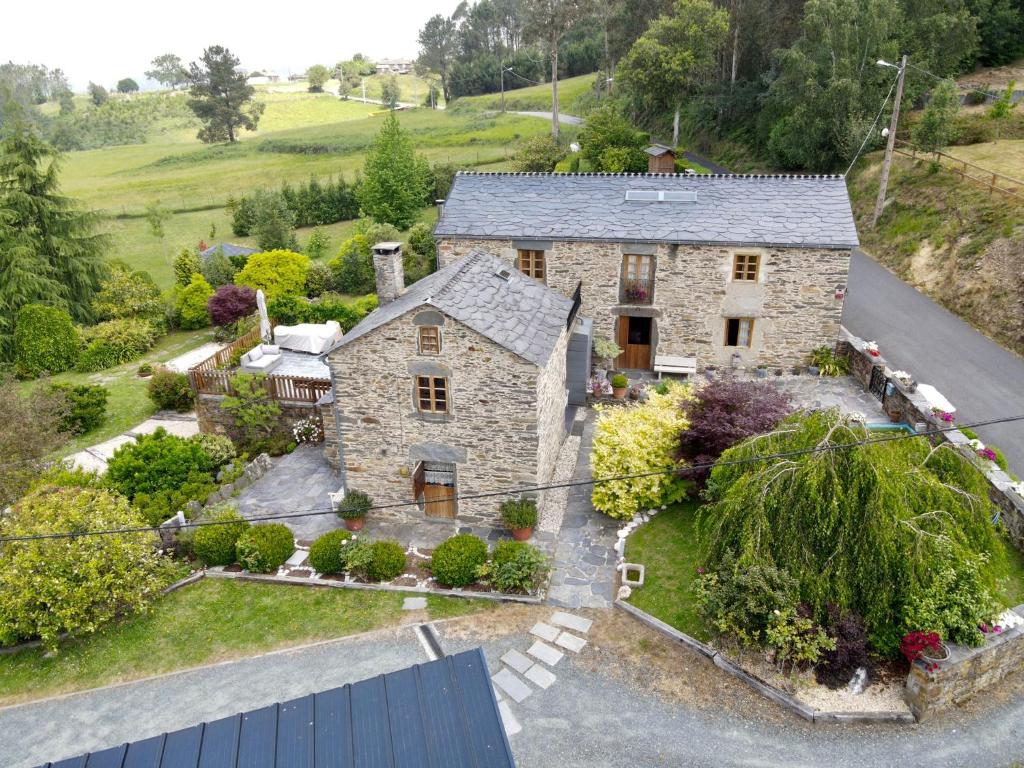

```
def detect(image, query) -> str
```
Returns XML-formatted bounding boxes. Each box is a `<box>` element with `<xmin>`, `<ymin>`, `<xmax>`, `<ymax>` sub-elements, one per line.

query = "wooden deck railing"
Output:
<box><xmin>894</xmin><ymin>141</ymin><xmax>1024</xmax><ymax>202</ymax></box>
<box><xmin>191</xmin><ymin>325</ymin><xmax>263</xmax><ymax>373</ymax></box>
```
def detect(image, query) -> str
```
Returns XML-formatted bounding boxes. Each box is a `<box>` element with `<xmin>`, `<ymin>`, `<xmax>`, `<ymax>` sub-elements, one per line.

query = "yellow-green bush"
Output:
<box><xmin>234</xmin><ymin>249</ymin><xmax>310</xmax><ymax>300</ymax></box>
<box><xmin>590</xmin><ymin>382</ymin><xmax>692</xmax><ymax>520</ymax></box>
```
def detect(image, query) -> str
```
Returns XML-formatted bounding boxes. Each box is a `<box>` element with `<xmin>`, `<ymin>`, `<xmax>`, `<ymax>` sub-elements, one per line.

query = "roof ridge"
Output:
<box><xmin>430</xmin><ymin>250</ymin><xmax>484</xmax><ymax>301</ymax></box>
<box><xmin>453</xmin><ymin>171</ymin><xmax>847</xmax><ymax>180</ymax></box>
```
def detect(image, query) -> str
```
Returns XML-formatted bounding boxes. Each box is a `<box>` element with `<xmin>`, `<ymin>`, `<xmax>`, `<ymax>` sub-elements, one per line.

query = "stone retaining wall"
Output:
<box><xmin>195</xmin><ymin>393</ymin><xmax>322</xmax><ymax>446</ymax></box>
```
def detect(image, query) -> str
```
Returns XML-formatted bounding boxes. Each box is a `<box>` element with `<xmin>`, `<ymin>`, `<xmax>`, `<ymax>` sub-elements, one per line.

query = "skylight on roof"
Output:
<box><xmin>496</xmin><ymin>268</ymin><xmax>512</xmax><ymax>280</ymax></box>
<box><xmin>625</xmin><ymin>190</ymin><xmax>697</xmax><ymax>203</ymax></box>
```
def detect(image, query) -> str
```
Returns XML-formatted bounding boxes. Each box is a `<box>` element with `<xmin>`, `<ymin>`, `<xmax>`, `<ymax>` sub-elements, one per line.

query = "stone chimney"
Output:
<box><xmin>372</xmin><ymin>242</ymin><xmax>405</xmax><ymax>305</ymax></box>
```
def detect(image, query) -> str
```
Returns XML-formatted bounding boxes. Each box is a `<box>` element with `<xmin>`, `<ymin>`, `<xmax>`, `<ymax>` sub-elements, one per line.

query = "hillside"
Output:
<box><xmin>448</xmin><ymin>73</ymin><xmax>599</xmax><ymax>117</ymax></box>
<box><xmin>849</xmin><ymin>149</ymin><xmax>1024</xmax><ymax>356</ymax></box>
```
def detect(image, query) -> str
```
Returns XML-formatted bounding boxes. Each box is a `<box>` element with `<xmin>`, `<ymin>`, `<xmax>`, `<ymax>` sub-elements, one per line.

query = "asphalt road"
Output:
<box><xmin>843</xmin><ymin>249</ymin><xmax>1024</xmax><ymax>475</ymax></box>
<box><xmin>514</xmin><ymin>111</ymin><xmax>583</xmax><ymax>125</ymax></box>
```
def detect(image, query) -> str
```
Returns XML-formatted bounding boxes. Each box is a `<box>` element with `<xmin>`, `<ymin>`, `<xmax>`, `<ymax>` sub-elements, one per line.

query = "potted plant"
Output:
<box><xmin>592</xmin><ymin>336</ymin><xmax>623</xmax><ymax>376</ymax></box>
<box><xmin>137</xmin><ymin>362</ymin><xmax>154</xmax><ymax>378</ymax></box>
<box><xmin>628</xmin><ymin>383</ymin><xmax>644</xmax><ymax>401</ymax></box>
<box><xmin>900</xmin><ymin>630</ymin><xmax>948</xmax><ymax>673</ymax></box>
<box><xmin>864</xmin><ymin>340</ymin><xmax>880</xmax><ymax>357</ymax></box>
<box><xmin>611</xmin><ymin>373</ymin><xmax>628</xmax><ymax>398</ymax></box>
<box><xmin>336</xmin><ymin>489</ymin><xmax>373</xmax><ymax>531</ymax></box>
<box><xmin>754</xmin><ymin>364</ymin><xmax>768</xmax><ymax>379</ymax></box>
<box><xmin>500</xmin><ymin>498</ymin><xmax>538</xmax><ymax>541</ymax></box>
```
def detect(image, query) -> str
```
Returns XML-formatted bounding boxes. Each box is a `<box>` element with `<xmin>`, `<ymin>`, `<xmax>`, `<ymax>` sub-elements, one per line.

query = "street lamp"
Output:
<box><xmin>870</xmin><ymin>54</ymin><xmax>908</xmax><ymax>228</ymax></box>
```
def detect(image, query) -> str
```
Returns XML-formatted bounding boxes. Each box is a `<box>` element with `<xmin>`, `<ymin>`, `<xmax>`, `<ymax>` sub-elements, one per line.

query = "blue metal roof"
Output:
<box><xmin>199</xmin><ymin>243</ymin><xmax>260</xmax><ymax>260</ymax></box>
<box><xmin>35</xmin><ymin>649</ymin><xmax>514</xmax><ymax>768</ymax></box>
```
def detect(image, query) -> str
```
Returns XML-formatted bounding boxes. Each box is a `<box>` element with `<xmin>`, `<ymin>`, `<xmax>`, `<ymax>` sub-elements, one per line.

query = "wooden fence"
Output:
<box><xmin>191</xmin><ymin>325</ymin><xmax>262</xmax><ymax>373</ymax></box>
<box><xmin>894</xmin><ymin>141</ymin><xmax>1024</xmax><ymax>203</ymax></box>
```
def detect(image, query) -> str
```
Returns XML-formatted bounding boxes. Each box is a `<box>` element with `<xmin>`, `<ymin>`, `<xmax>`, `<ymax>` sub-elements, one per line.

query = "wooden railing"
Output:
<box><xmin>894</xmin><ymin>141</ymin><xmax>1024</xmax><ymax>203</ymax></box>
<box><xmin>191</xmin><ymin>325</ymin><xmax>263</xmax><ymax>373</ymax></box>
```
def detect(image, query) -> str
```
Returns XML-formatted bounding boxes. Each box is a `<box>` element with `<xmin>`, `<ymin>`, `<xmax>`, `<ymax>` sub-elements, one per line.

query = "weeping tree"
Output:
<box><xmin>0</xmin><ymin>118</ymin><xmax>109</xmax><ymax>360</ymax></box>
<box><xmin>700</xmin><ymin>410</ymin><xmax>1002</xmax><ymax>654</ymax></box>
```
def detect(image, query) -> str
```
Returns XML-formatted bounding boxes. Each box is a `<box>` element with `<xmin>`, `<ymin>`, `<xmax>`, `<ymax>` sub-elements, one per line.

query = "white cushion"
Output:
<box><xmin>248</xmin><ymin>348</ymin><xmax>263</xmax><ymax>362</ymax></box>
<box><xmin>262</xmin><ymin>344</ymin><xmax>281</xmax><ymax>355</ymax></box>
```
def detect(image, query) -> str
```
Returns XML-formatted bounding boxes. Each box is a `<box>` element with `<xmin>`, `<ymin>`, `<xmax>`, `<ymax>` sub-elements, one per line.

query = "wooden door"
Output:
<box><xmin>616</xmin><ymin>316</ymin><xmax>652</xmax><ymax>370</ymax></box>
<box><xmin>423</xmin><ymin>484</ymin><xmax>456</xmax><ymax>518</ymax></box>
<box><xmin>416</xmin><ymin>461</ymin><xmax>457</xmax><ymax>518</ymax></box>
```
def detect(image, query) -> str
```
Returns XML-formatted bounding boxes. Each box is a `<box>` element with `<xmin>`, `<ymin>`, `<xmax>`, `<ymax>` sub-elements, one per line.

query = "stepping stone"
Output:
<box><xmin>550</xmin><ymin>611</ymin><xmax>592</xmax><ymax>634</ymax></box>
<box><xmin>527</xmin><ymin>640</ymin><xmax>564</xmax><ymax>667</ymax></box>
<box><xmin>555</xmin><ymin>632</ymin><xmax>587</xmax><ymax>653</ymax></box>
<box><xmin>492</xmin><ymin>668</ymin><xmax>532</xmax><ymax>703</ymax></box>
<box><xmin>530</xmin><ymin>622</ymin><xmax>560</xmax><ymax>642</ymax></box>
<box><xmin>493</xmin><ymin>685</ymin><xmax>503</xmax><ymax>702</ymax></box>
<box><xmin>285</xmin><ymin>550</ymin><xmax>307</xmax><ymax>567</ymax></box>
<box><xmin>498</xmin><ymin>700</ymin><xmax>522</xmax><ymax>737</ymax></box>
<box><xmin>402</xmin><ymin>597</ymin><xmax>428</xmax><ymax>610</ymax></box>
<box><xmin>524</xmin><ymin>664</ymin><xmax>556</xmax><ymax>690</ymax></box>
<box><xmin>501</xmin><ymin>649</ymin><xmax>534</xmax><ymax>674</ymax></box>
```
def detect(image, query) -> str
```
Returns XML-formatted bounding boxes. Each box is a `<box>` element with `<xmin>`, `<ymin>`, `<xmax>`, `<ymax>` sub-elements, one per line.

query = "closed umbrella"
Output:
<box><xmin>256</xmin><ymin>289</ymin><xmax>272</xmax><ymax>343</ymax></box>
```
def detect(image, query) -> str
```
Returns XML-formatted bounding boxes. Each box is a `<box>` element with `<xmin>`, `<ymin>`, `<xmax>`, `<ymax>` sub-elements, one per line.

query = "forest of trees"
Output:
<box><xmin>418</xmin><ymin>0</ymin><xmax>1024</xmax><ymax>170</ymax></box>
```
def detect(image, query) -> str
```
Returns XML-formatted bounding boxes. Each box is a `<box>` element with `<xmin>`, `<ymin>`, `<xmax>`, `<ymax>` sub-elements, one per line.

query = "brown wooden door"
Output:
<box><xmin>423</xmin><ymin>484</ymin><xmax>456</xmax><ymax>518</ymax></box>
<box><xmin>417</xmin><ymin>461</ymin><xmax>457</xmax><ymax>518</ymax></box>
<box><xmin>616</xmin><ymin>316</ymin><xmax>652</xmax><ymax>370</ymax></box>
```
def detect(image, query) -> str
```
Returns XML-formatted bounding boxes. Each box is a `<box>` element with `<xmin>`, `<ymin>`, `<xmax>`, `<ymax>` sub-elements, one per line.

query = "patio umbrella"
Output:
<box><xmin>256</xmin><ymin>289</ymin><xmax>272</xmax><ymax>343</ymax></box>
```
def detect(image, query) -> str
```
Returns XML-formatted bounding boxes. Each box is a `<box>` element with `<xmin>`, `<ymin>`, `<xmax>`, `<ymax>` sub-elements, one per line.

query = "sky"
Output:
<box><xmin>3</xmin><ymin>0</ymin><xmax>450</xmax><ymax>91</ymax></box>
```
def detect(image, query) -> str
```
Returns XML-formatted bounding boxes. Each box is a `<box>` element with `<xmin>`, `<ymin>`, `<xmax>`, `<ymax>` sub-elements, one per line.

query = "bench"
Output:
<box><xmin>653</xmin><ymin>355</ymin><xmax>697</xmax><ymax>379</ymax></box>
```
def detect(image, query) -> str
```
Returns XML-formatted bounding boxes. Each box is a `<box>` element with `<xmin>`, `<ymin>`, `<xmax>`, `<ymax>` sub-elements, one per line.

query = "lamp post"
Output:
<box><xmin>500</xmin><ymin>66</ymin><xmax>513</xmax><ymax>113</ymax></box>
<box><xmin>871</xmin><ymin>55</ymin><xmax>908</xmax><ymax>229</ymax></box>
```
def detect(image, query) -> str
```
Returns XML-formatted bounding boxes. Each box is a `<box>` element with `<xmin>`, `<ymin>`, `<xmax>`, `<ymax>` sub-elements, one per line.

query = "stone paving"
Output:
<box><xmin>767</xmin><ymin>373</ymin><xmax>887</xmax><ymax>419</ymax></box>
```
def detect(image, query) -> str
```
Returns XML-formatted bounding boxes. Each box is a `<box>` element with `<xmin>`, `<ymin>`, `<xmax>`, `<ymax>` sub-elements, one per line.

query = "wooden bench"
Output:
<box><xmin>653</xmin><ymin>355</ymin><xmax>697</xmax><ymax>379</ymax></box>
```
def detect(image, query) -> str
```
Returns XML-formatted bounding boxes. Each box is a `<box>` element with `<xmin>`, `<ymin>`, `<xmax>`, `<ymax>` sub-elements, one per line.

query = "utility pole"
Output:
<box><xmin>871</xmin><ymin>54</ymin><xmax>908</xmax><ymax>229</ymax></box>
<box><xmin>361</xmin><ymin>77</ymin><xmax>366</xmax><ymax>102</ymax></box>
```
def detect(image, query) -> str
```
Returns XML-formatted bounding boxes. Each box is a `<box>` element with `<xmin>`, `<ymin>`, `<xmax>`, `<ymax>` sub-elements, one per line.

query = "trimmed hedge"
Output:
<box><xmin>430</xmin><ymin>534</ymin><xmax>488</xmax><ymax>587</ymax></box>
<box><xmin>76</xmin><ymin>318</ymin><xmax>159</xmax><ymax>372</ymax></box>
<box><xmin>147</xmin><ymin>369</ymin><xmax>194</xmax><ymax>411</ymax></box>
<box><xmin>14</xmin><ymin>304</ymin><xmax>79</xmax><ymax>378</ymax></box>
<box><xmin>307</xmin><ymin>529</ymin><xmax>353</xmax><ymax>574</ymax></box>
<box><xmin>51</xmin><ymin>383</ymin><xmax>108</xmax><ymax>435</ymax></box>
<box><xmin>106</xmin><ymin>427</ymin><xmax>215</xmax><ymax>500</ymax></box>
<box><xmin>368</xmin><ymin>540</ymin><xmax>407</xmax><ymax>582</ymax></box>
<box><xmin>236</xmin><ymin>523</ymin><xmax>294</xmax><ymax>573</ymax></box>
<box><xmin>192</xmin><ymin>507</ymin><xmax>250</xmax><ymax>566</ymax></box>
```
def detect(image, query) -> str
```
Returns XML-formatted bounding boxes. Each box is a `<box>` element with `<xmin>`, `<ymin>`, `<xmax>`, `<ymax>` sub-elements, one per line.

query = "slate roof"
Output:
<box><xmin>644</xmin><ymin>145</ymin><xmax>674</xmax><ymax>157</ymax></box>
<box><xmin>199</xmin><ymin>243</ymin><xmax>260</xmax><ymax>261</ymax></box>
<box><xmin>434</xmin><ymin>172</ymin><xmax>860</xmax><ymax>249</ymax></box>
<box><xmin>326</xmin><ymin>251</ymin><xmax>574</xmax><ymax>367</ymax></box>
<box><xmin>34</xmin><ymin>649</ymin><xmax>515</xmax><ymax>768</ymax></box>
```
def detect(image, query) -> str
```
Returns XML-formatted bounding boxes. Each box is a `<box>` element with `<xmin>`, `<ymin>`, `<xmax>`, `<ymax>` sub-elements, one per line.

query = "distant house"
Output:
<box><xmin>375</xmin><ymin>58</ymin><xmax>413</xmax><ymax>75</ymax></box>
<box><xmin>645</xmin><ymin>144</ymin><xmax>677</xmax><ymax>174</ymax></box>
<box><xmin>435</xmin><ymin>172</ymin><xmax>858</xmax><ymax>372</ymax></box>
<box><xmin>321</xmin><ymin>245</ymin><xmax>582</xmax><ymax>527</ymax></box>
<box><xmin>199</xmin><ymin>243</ymin><xmax>260</xmax><ymax>263</ymax></box>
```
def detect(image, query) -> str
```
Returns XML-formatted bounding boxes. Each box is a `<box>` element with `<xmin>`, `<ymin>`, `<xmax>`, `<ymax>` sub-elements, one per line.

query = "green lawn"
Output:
<box><xmin>449</xmin><ymin>73</ymin><xmax>600</xmax><ymax>117</ymax></box>
<box><xmin>0</xmin><ymin>578</ymin><xmax>492</xmax><ymax>706</ymax></box>
<box><xmin>17</xmin><ymin>328</ymin><xmax>214</xmax><ymax>457</ymax></box>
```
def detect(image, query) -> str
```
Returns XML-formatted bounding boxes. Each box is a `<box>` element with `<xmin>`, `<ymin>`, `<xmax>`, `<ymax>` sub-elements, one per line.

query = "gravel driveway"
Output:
<box><xmin>5</xmin><ymin>606</ymin><xmax>1024</xmax><ymax>768</ymax></box>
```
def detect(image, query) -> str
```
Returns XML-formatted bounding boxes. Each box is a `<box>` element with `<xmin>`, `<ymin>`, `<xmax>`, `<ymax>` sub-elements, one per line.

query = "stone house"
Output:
<box><xmin>434</xmin><ymin>172</ymin><xmax>859</xmax><ymax>371</ymax></box>
<box><xmin>321</xmin><ymin>249</ymin><xmax>579</xmax><ymax>527</ymax></box>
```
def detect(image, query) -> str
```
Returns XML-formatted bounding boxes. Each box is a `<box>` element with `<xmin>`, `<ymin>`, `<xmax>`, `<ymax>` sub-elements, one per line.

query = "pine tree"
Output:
<box><xmin>356</xmin><ymin>113</ymin><xmax>431</xmax><ymax>229</ymax></box>
<box><xmin>186</xmin><ymin>46</ymin><xmax>265</xmax><ymax>144</ymax></box>
<box><xmin>0</xmin><ymin>118</ymin><xmax>109</xmax><ymax>360</ymax></box>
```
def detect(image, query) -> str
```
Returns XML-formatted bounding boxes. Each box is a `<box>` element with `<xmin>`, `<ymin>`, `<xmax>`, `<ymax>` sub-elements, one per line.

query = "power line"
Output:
<box><xmin>3</xmin><ymin>412</ymin><xmax>1022</xmax><ymax>544</ymax></box>
<box><xmin>905</xmin><ymin>62</ymin><xmax>995</xmax><ymax>101</ymax></box>
<box><xmin>845</xmin><ymin>70</ymin><xmax>901</xmax><ymax>176</ymax></box>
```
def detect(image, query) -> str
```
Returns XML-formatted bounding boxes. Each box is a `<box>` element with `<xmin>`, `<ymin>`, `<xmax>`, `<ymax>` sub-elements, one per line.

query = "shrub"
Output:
<box><xmin>591</xmin><ymin>381</ymin><xmax>692</xmax><ymax>520</ymax></box>
<box><xmin>192</xmin><ymin>507</ymin><xmax>250</xmax><ymax>566</ymax></box>
<box><xmin>51</xmin><ymin>383</ymin><xmax>108</xmax><ymax>435</ymax></box>
<box><xmin>307</xmin><ymin>529</ymin><xmax>353</xmax><ymax>574</ymax></box>
<box><xmin>305</xmin><ymin>261</ymin><xmax>333</xmax><ymax>297</ymax></box>
<box><xmin>809</xmin><ymin>345</ymin><xmax>849</xmax><ymax>376</ymax></box>
<box><xmin>0</xmin><ymin>486</ymin><xmax>170</xmax><ymax>649</ymax></box>
<box><xmin>500</xmin><ymin>498</ymin><xmax>538</xmax><ymax>531</ymax></box>
<box><xmin>189</xmin><ymin>433</ymin><xmax>236</xmax><ymax>467</ymax></box>
<box><xmin>610</xmin><ymin>373</ymin><xmax>628</xmax><ymax>388</ymax></box>
<box><xmin>336</xmin><ymin>489</ymin><xmax>373</xmax><ymax>520</ymax></box>
<box><xmin>764</xmin><ymin>608</ymin><xmax>835</xmax><ymax>674</ymax></box>
<box><xmin>816</xmin><ymin>608</ymin><xmax>871</xmax><ymax>689</ymax></box>
<box><xmin>138</xmin><ymin>362</ymin><xmax>153</xmax><ymax>376</ymax></box>
<box><xmin>368</xmin><ymin>540</ymin><xmax>407</xmax><ymax>582</ymax></box>
<box><xmin>173</xmin><ymin>247</ymin><xmax>201</xmax><ymax>287</ymax></box>
<box><xmin>512</xmin><ymin>135</ymin><xmax>566</xmax><ymax>172</ymax></box>
<box><xmin>902</xmin><ymin>551</ymin><xmax>998</xmax><ymax>647</ymax></box>
<box><xmin>207</xmin><ymin>284</ymin><xmax>256</xmax><ymax>327</ymax></box>
<box><xmin>305</xmin><ymin>229</ymin><xmax>332</xmax><ymax>262</ymax></box>
<box><xmin>678</xmin><ymin>378</ymin><xmax>792</xmax><ymax>483</ymax></box>
<box><xmin>106</xmin><ymin>427</ymin><xmax>215</xmax><ymax>500</ymax></box>
<box><xmin>222</xmin><ymin>373</ymin><xmax>282</xmax><ymax>450</ymax></box>
<box><xmin>328</xmin><ymin>234</ymin><xmax>375</xmax><ymax>295</ymax></box>
<box><xmin>341</xmin><ymin>538</ymin><xmax>375</xmax><ymax>578</ymax></box>
<box><xmin>591</xmin><ymin>336</ymin><xmax>622</xmax><ymax>365</ymax></box>
<box><xmin>147</xmin><ymin>369</ymin><xmax>194</xmax><ymax>411</ymax></box>
<box><xmin>483</xmin><ymin>541</ymin><xmax>550</xmax><ymax>593</ymax></box>
<box><xmin>175</xmin><ymin>274</ymin><xmax>213</xmax><ymax>329</ymax></box>
<box><xmin>76</xmin><ymin>317</ymin><xmax>159</xmax><ymax>371</ymax></box>
<box><xmin>430</xmin><ymin>534</ymin><xmax>488</xmax><ymax>587</ymax></box>
<box><xmin>234</xmin><ymin>249</ymin><xmax>310</xmax><ymax>300</ymax></box>
<box><xmin>201</xmin><ymin>249</ymin><xmax>237</xmax><ymax>288</ymax></box>
<box><xmin>134</xmin><ymin>472</ymin><xmax>218</xmax><ymax>526</ymax></box>
<box><xmin>14</xmin><ymin>304</ymin><xmax>79</xmax><ymax>378</ymax></box>
<box><xmin>236</xmin><ymin>523</ymin><xmax>295</xmax><ymax>573</ymax></box>
<box><xmin>91</xmin><ymin>265</ymin><xmax>165</xmax><ymax>323</ymax></box>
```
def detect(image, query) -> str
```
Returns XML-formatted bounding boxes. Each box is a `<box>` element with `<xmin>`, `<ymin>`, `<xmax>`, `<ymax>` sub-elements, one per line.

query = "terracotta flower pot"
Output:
<box><xmin>344</xmin><ymin>517</ymin><xmax>365</xmax><ymax>532</ymax></box>
<box><xmin>511</xmin><ymin>527</ymin><xmax>534</xmax><ymax>541</ymax></box>
<box><xmin>612</xmin><ymin>387</ymin><xmax>627</xmax><ymax>399</ymax></box>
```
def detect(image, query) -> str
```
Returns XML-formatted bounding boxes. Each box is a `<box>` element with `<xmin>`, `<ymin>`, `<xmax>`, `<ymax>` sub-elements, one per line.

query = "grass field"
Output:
<box><xmin>940</xmin><ymin>140</ymin><xmax>1024</xmax><ymax>181</ymax></box>
<box><xmin>449</xmin><ymin>73</ymin><xmax>599</xmax><ymax>116</ymax></box>
<box><xmin>0</xmin><ymin>579</ymin><xmax>492</xmax><ymax>706</ymax></box>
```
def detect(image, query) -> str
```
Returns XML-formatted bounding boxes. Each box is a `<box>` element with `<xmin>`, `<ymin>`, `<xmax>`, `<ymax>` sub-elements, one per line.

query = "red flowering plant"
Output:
<box><xmin>900</xmin><ymin>631</ymin><xmax>944</xmax><ymax>672</ymax></box>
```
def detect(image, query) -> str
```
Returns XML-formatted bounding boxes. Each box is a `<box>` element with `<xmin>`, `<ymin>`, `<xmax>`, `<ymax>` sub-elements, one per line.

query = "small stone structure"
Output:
<box><xmin>195</xmin><ymin>393</ymin><xmax>322</xmax><ymax>447</ymax></box>
<box><xmin>905</xmin><ymin>606</ymin><xmax>1024</xmax><ymax>721</ymax></box>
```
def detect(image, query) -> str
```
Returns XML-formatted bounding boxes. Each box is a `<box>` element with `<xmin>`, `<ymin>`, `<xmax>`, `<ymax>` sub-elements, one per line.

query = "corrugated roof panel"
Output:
<box><xmin>198</xmin><ymin>715</ymin><xmax>240</xmax><ymax>768</ymax></box>
<box><xmin>449</xmin><ymin>653</ymin><xmax>513</xmax><ymax>768</ymax></box>
<box><xmin>314</xmin><ymin>687</ymin><xmax>353</xmax><ymax>768</ymax></box>
<box><xmin>123</xmin><ymin>734</ymin><xmax>164</xmax><ymax>768</ymax></box>
<box><xmin>416</xmin><ymin>655</ymin><xmax>473</xmax><ymax>768</ymax></box>
<box><xmin>276</xmin><ymin>695</ymin><xmax>315</xmax><ymax>768</ymax></box>
<box><xmin>238</xmin><ymin>704</ymin><xmax>278</xmax><ymax>768</ymax></box>
<box><xmin>160</xmin><ymin>725</ymin><xmax>203</xmax><ymax>768</ymax></box>
<box><xmin>383</xmin><ymin>667</ymin><xmax>430</xmax><ymax>768</ymax></box>
<box><xmin>49</xmin><ymin>757</ymin><xmax>88</xmax><ymax>768</ymax></box>
<box><xmin>350</xmin><ymin>677</ymin><xmax>393</xmax><ymax>768</ymax></box>
<box><xmin>85</xmin><ymin>744</ymin><xmax>127</xmax><ymax>768</ymax></box>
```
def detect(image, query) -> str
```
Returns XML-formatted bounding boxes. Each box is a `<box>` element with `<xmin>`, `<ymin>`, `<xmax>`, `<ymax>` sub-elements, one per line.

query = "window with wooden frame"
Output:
<box><xmin>517</xmin><ymin>249</ymin><xmax>546</xmax><ymax>281</ymax></box>
<box><xmin>732</xmin><ymin>252</ymin><xmax>760</xmax><ymax>282</ymax></box>
<box><xmin>415</xmin><ymin>376</ymin><xmax>449</xmax><ymax>413</ymax></box>
<box><xmin>417</xmin><ymin>325</ymin><xmax>441</xmax><ymax>355</ymax></box>
<box><xmin>724</xmin><ymin>317</ymin><xmax>754</xmax><ymax>347</ymax></box>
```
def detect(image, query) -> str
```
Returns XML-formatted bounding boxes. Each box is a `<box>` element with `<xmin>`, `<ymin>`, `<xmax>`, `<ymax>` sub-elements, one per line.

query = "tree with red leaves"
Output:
<box><xmin>207</xmin><ymin>284</ymin><xmax>256</xmax><ymax>327</ymax></box>
<box><xmin>679</xmin><ymin>377</ymin><xmax>792</xmax><ymax>483</ymax></box>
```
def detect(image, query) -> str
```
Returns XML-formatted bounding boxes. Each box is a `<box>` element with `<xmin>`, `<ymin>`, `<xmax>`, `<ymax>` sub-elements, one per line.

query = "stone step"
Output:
<box><xmin>492</xmin><ymin>668</ymin><xmax>533</xmax><ymax>703</ymax></box>
<box><xmin>524</xmin><ymin>663</ymin><xmax>556</xmax><ymax>690</ymax></box>
<box><xmin>530</xmin><ymin>622</ymin><xmax>560</xmax><ymax>642</ymax></box>
<box><xmin>527</xmin><ymin>640</ymin><xmax>564</xmax><ymax>667</ymax></box>
<box><xmin>550</xmin><ymin>611</ymin><xmax>592</xmax><ymax>634</ymax></box>
<box><xmin>501</xmin><ymin>649</ymin><xmax>534</xmax><ymax>674</ymax></box>
<box><xmin>555</xmin><ymin>631</ymin><xmax>587</xmax><ymax>653</ymax></box>
<box><xmin>498</xmin><ymin>700</ymin><xmax>522</xmax><ymax>737</ymax></box>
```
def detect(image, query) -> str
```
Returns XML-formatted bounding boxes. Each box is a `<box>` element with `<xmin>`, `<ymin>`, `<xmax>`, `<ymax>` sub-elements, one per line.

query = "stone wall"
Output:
<box><xmin>324</xmin><ymin>310</ymin><xmax>565</xmax><ymax>527</ymax></box>
<box><xmin>905</xmin><ymin>607</ymin><xmax>1024</xmax><ymax>721</ymax></box>
<box><xmin>535</xmin><ymin>323</ymin><xmax>571</xmax><ymax>508</ymax></box>
<box><xmin>196</xmin><ymin>394</ymin><xmax>321</xmax><ymax>445</ymax></box>
<box><xmin>438</xmin><ymin>237</ymin><xmax>849</xmax><ymax>369</ymax></box>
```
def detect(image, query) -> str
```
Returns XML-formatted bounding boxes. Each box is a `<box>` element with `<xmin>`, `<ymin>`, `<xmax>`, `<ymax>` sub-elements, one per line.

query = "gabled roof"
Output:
<box><xmin>199</xmin><ymin>243</ymin><xmax>260</xmax><ymax>260</ymax></box>
<box><xmin>434</xmin><ymin>172</ymin><xmax>860</xmax><ymax>250</ymax></box>
<box><xmin>327</xmin><ymin>251</ymin><xmax>574</xmax><ymax>367</ymax></box>
<box><xmin>34</xmin><ymin>649</ymin><xmax>514</xmax><ymax>768</ymax></box>
<box><xmin>644</xmin><ymin>144</ymin><xmax>675</xmax><ymax>157</ymax></box>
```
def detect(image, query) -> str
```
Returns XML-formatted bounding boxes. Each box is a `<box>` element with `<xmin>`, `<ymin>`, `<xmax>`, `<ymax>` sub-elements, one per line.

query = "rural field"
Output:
<box><xmin>61</xmin><ymin>88</ymin><xmax>573</xmax><ymax>288</ymax></box>
<box><xmin>449</xmin><ymin>72</ymin><xmax>599</xmax><ymax>116</ymax></box>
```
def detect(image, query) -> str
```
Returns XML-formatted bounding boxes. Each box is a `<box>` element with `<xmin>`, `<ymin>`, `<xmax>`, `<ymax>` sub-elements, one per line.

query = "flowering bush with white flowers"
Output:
<box><xmin>292</xmin><ymin>417</ymin><xmax>323</xmax><ymax>444</ymax></box>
